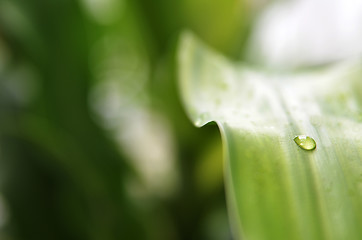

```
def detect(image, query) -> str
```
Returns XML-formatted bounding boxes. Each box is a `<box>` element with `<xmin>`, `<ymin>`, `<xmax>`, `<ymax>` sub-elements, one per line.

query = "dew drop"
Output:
<box><xmin>195</xmin><ymin>112</ymin><xmax>210</xmax><ymax>126</ymax></box>
<box><xmin>293</xmin><ymin>135</ymin><xmax>316</xmax><ymax>150</ymax></box>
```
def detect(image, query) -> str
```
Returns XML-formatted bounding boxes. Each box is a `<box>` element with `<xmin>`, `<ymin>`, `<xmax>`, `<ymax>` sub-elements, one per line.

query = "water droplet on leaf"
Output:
<box><xmin>294</xmin><ymin>135</ymin><xmax>316</xmax><ymax>150</ymax></box>
<box><xmin>195</xmin><ymin>112</ymin><xmax>210</xmax><ymax>126</ymax></box>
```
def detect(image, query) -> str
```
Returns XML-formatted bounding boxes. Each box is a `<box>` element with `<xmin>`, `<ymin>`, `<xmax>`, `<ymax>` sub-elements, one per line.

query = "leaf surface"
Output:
<box><xmin>178</xmin><ymin>32</ymin><xmax>362</xmax><ymax>240</ymax></box>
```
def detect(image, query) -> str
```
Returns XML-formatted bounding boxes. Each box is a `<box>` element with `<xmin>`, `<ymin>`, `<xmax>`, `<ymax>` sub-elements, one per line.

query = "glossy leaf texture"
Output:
<box><xmin>178</xmin><ymin>32</ymin><xmax>362</xmax><ymax>240</ymax></box>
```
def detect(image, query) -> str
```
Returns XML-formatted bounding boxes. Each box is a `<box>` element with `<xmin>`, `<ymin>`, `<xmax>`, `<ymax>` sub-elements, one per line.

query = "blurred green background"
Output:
<box><xmin>0</xmin><ymin>0</ymin><xmax>255</xmax><ymax>239</ymax></box>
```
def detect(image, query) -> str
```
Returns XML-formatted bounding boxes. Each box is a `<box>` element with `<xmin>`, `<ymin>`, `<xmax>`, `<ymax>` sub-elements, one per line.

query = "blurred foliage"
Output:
<box><xmin>0</xmin><ymin>0</ymin><xmax>253</xmax><ymax>239</ymax></box>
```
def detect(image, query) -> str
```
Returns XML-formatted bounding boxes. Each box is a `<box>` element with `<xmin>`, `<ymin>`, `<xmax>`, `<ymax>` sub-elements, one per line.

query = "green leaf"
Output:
<box><xmin>178</xmin><ymin>32</ymin><xmax>362</xmax><ymax>240</ymax></box>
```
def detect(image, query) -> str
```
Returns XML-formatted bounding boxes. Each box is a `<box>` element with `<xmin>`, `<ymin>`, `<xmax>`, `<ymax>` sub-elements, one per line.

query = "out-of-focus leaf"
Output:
<box><xmin>178</xmin><ymin>32</ymin><xmax>362</xmax><ymax>240</ymax></box>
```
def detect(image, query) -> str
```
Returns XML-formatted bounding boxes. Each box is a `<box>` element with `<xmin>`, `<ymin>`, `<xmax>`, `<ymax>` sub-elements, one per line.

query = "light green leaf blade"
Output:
<box><xmin>178</xmin><ymin>32</ymin><xmax>362</xmax><ymax>240</ymax></box>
